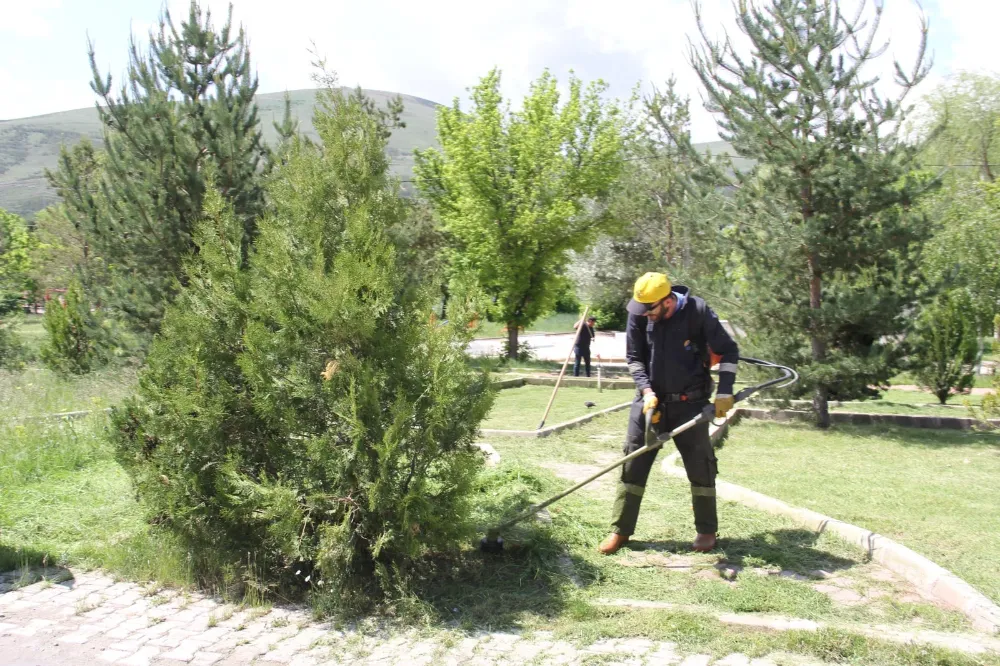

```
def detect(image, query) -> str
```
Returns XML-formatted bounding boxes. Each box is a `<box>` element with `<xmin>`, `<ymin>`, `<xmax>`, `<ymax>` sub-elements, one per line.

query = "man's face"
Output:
<box><xmin>644</xmin><ymin>295</ymin><xmax>678</xmax><ymax>322</ymax></box>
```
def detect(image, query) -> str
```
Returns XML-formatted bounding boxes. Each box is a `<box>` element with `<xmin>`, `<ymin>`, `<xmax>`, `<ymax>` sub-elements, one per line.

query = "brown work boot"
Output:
<box><xmin>692</xmin><ymin>533</ymin><xmax>717</xmax><ymax>552</ymax></box>
<box><xmin>598</xmin><ymin>533</ymin><xmax>629</xmax><ymax>555</ymax></box>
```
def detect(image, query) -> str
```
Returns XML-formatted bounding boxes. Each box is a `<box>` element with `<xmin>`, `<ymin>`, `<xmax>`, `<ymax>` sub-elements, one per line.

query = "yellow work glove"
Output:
<box><xmin>714</xmin><ymin>394</ymin><xmax>734</xmax><ymax>419</ymax></box>
<box><xmin>642</xmin><ymin>391</ymin><xmax>660</xmax><ymax>424</ymax></box>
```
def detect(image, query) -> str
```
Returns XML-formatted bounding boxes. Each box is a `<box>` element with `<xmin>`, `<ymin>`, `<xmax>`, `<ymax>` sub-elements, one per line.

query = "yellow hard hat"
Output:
<box><xmin>627</xmin><ymin>272</ymin><xmax>672</xmax><ymax>315</ymax></box>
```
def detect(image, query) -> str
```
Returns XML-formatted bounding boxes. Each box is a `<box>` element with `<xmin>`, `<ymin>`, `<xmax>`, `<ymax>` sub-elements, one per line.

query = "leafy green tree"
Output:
<box><xmin>570</xmin><ymin>79</ymin><xmax>734</xmax><ymax>330</ymax></box>
<box><xmin>49</xmin><ymin>2</ymin><xmax>268</xmax><ymax>341</ymax></box>
<box><xmin>910</xmin><ymin>291</ymin><xmax>979</xmax><ymax>404</ymax></box>
<box><xmin>689</xmin><ymin>0</ymin><xmax>936</xmax><ymax>426</ymax></box>
<box><xmin>39</xmin><ymin>279</ymin><xmax>107</xmax><ymax>375</ymax></box>
<box><xmin>111</xmin><ymin>81</ymin><xmax>493</xmax><ymax>606</ymax></box>
<box><xmin>915</xmin><ymin>72</ymin><xmax>1000</xmax><ymax>182</ymax></box>
<box><xmin>415</xmin><ymin>69</ymin><xmax>626</xmax><ymax>358</ymax></box>
<box><xmin>0</xmin><ymin>209</ymin><xmax>34</xmax><ymax>368</ymax></box>
<box><xmin>922</xmin><ymin>179</ymin><xmax>1000</xmax><ymax>337</ymax></box>
<box><xmin>26</xmin><ymin>204</ymin><xmax>88</xmax><ymax>300</ymax></box>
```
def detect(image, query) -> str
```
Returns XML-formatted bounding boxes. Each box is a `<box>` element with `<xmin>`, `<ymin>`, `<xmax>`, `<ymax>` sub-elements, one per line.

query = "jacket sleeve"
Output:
<box><xmin>703</xmin><ymin>305</ymin><xmax>739</xmax><ymax>395</ymax></box>
<box><xmin>626</xmin><ymin>313</ymin><xmax>652</xmax><ymax>393</ymax></box>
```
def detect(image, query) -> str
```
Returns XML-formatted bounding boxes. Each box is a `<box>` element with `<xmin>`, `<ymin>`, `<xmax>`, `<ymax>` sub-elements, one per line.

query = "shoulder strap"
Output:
<box><xmin>686</xmin><ymin>295</ymin><xmax>718</xmax><ymax>370</ymax></box>
<box><xmin>687</xmin><ymin>294</ymin><xmax>706</xmax><ymax>344</ymax></box>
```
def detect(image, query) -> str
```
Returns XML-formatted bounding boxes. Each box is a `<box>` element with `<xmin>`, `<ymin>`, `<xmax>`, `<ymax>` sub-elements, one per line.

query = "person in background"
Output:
<box><xmin>573</xmin><ymin>315</ymin><xmax>597</xmax><ymax>377</ymax></box>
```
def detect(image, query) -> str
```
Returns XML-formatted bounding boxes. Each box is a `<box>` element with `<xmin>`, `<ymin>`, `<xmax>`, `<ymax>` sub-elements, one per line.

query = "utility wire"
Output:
<box><xmin>395</xmin><ymin>153</ymin><xmax>999</xmax><ymax>184</ymax></box>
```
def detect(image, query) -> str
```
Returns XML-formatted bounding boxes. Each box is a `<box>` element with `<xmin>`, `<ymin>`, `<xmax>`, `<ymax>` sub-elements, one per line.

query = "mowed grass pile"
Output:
<box><xmin>719</xmin><ymin>420</ymin><xmax>1000</xmax><ymax>604</ymax></box>
<box><xmin>482</xmin><ymin>384</ymin><xmax>632</xmax><ymax>430</ymax></box>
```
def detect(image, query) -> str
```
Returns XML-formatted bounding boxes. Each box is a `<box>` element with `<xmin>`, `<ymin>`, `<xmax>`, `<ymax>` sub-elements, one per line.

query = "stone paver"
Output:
<box><xmin>1</xmin><ymin>569</ymin><xmax>998</xmax><ymax>666</ymax></box>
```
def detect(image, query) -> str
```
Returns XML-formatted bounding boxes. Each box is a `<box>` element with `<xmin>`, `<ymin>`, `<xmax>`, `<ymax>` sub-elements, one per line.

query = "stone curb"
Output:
<box><xmin>738</xmin><ymin>407</ymin><xmax>1000</xmax><ymax>430</ymax></box>
<box><xmin>523</xmin><ymin>376</ymin><xmax>636</xmax><ymax>390</ymax></box>
<box><xmin>592</xmin><ymin>600</ymin><xmax>1000</xmax><ymax>654</ymax></box>
<box><xmin>11</xmin><ymin>407</ymin><xmax>112</xmax><ymax>425</ymax></box>
<box><xmin>480</xmin><ymin>400</ymin><xmax>632</xmax><ymax>438</ymax></box>
<box><xmin>663</xmin><ymin>411</ymin><xmax>1000</xmax><ymax>634</ymax></box>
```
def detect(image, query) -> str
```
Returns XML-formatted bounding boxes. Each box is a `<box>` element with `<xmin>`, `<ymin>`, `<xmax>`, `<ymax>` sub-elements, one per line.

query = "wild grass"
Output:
<box><xmin>0</xmin><ymin>365</ymin><xmax>137</xmax><ymax>420</ymax></box>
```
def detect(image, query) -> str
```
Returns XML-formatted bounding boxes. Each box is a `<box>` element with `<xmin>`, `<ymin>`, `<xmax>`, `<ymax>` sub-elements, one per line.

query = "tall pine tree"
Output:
<box><xmin>690</xmin><ymin>0</ymin><xmax>936</xmax><ymax>426</ymax></box>
<box><xmin>49</xmin><ymin>1</ymin><xmax>267</xmax><ymax>340</ymax></box>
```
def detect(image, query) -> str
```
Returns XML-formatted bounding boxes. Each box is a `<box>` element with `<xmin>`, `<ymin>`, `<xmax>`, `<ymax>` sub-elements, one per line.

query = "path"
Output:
<box><xmin>4</xmin><ymin>568</ymin><xmax>1000</xmax><ymax>665</ymax></box>
<box><xmin>0</xmin><ymin>569</ymin><xmax>808</xmax><ymax>666</ymax></box>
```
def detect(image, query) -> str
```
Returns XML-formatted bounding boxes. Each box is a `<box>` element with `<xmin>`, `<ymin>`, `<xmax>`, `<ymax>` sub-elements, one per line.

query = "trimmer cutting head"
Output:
<box><xmin>479</xmin><ymin>534</ymin><xmax>504</xmax><ymax>553</ymax></box>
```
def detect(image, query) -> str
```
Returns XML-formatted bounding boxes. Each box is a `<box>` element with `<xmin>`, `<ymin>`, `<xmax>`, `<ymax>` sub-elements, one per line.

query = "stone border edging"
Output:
<box><xmin>662</xmin><ymin>410</ymin><xmax>1000</xmax><ymax>634</ymax></box>
<box><xmin>480</xmin><ymin>400</ymin><xmax>632</xmax><ymax>438</ymax></box>
<box><xmin>11</xmin><ymin>407</ymin><xmax>112</xmax><ymax>425</ymax></box>
<box><xmin>739</xmin><ymin>406</ymin><xmax>1000</xmax><ymax>430</ymax></box>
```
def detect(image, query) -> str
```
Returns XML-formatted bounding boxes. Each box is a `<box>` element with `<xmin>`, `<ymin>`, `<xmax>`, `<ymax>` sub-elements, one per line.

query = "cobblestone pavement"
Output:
<box><xmin>0</xmin><ymin>570</ymin><xmax>814</xmax><ymax>666</ymax></box>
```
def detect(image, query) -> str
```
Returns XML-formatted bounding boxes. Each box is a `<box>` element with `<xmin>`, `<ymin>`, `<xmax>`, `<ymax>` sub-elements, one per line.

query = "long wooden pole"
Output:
<box><xmin>537</xmin><ymin>305</ymin><xmax>589</xmax><ymax>430</ymax></box>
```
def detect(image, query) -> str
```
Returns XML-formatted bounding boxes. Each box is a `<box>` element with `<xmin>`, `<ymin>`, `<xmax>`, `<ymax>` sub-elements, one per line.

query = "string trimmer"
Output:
<box><xmin>479</xmin><ymin>356</ymin><xmax>798</xmax><ymax>553</ymax></box>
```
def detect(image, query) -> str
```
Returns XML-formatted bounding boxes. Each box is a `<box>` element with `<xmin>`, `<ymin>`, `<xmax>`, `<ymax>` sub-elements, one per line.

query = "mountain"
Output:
<box><xmin>0</xmin><ymin>88</ymin><xmax>441</xmax><ymax>218</ymax></box>
<box><xmin>0</xmin><ymin>88</ymin><xmax>746</xmax><ymax>218</ymax></box>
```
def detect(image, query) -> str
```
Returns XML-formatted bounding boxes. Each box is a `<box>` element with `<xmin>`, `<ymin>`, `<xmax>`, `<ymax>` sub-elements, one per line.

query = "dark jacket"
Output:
<box><xmin>575</xmin><ymin>323</ymin><xmax>595</xmax><ymax>351</ymax></box>
<box><xmin>626</xmin><ymin>285</ymin><xmax>739</xmax><ymax>398</ymax></box>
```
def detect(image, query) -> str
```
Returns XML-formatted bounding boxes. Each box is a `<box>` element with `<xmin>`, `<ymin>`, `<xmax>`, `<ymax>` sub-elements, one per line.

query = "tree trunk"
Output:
<box><xmin>507</xmin><ymin>322</ymin><xmax>519</xmax><ymax>360</ymax></box>
<box><xmin>808</xmin><ymin>254</ymin><xmax>830</xmax><ymax>428</ymax></box>
<box><xmin>439</xmin><ymin>283</ymin><xmax>449</xmax><ymax>320</ymax></box>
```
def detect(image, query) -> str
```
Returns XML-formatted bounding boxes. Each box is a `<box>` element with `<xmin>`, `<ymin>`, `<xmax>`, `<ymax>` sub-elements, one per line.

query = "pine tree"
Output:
<box><xmin>111</xmin><ymin>80</ymin><xmax>494</xmax><ymax>605</ymax></box>
<box><xmin>48</xmin><ymin>1</ymin><xmax>267</xmax><ymax>341</ymax></box>
<box><xmin>689</xmin><ymin>0</ymin><xmax>936</xmax><ymax>426</ymax></box>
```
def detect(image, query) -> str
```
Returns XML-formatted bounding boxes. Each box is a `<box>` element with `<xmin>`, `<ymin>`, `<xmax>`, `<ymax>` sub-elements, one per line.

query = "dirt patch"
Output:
<box><xmin>539</xmin><ymin>462</ymin><xmax>616</xmax><ymax>491</ymax></box>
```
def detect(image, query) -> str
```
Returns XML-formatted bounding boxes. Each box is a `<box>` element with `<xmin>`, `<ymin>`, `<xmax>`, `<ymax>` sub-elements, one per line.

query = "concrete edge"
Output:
<box><xmin>11</xmin><ymin>407</ymin><xmax>112</xmax><ymax>425</ymax></box>
<box><xmin>480</xmin><ymin>400</ymin><xmax>632</xmax><ymax>439</ymax></box>
<box><xmin>662</xmin><ymin>411</ymin><xmax>1000</xmax><ymax>634</ymax></box>
<box><xmin>522</xmin><ymin>376</ymin><xmax>634</xmax><ymax>390</ymax></box>
<box><xmin>739</xmin><ymin>407</ymin><xmax>1000</xmax><ymax>431</ymax></box>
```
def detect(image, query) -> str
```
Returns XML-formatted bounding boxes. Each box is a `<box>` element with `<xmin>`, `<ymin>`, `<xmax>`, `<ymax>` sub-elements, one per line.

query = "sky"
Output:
<box><xmin>1</xmin><ymin>0</ymin><xmax>997</xmax><ymax>141</ymax></box>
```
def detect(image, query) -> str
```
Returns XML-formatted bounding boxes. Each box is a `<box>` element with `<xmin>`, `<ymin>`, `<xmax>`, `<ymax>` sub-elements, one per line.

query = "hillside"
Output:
<box><xmin>0</xmin><ymin>88</ymin><xmax>440</xmax><ymax>217</ymax></box>
<box><xmin>0</xmin><ymin>88</ymin><xmax>746</xmax><ymax>217</ymax></box>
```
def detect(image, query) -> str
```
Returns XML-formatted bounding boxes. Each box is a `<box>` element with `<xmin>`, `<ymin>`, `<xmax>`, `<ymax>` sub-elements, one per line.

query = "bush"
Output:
<box><xmin>111</xmin><ymin>85</ymin><xmax>495</xmax><ymax>608</ymax></box>
<box><xmin>550</xmin><ymin>275</ymin><xmax>581</xmax><ymax>314</ymax></box>
<box><xmin>40</xmin><ymin>279</ymin><xmax>107</xmax><ymax>374</ymax></box>
<box><xmin>910</xmin><ymin>291</ymin><xmax>979</xmax><ymax>404</ymax></box>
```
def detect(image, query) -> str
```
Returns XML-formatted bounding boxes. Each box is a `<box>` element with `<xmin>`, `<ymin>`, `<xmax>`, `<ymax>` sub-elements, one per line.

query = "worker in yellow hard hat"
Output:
<box><xmin>598</xmin><ymin>272</ymin><xmax>739</xmax><ymax>555</ymax></box>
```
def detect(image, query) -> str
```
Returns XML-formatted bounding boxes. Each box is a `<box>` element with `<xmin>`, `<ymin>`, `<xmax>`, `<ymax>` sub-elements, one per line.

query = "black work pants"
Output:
<box><xmin>573</xmin><ymin>346</ymin><xmax>591</xmax><ymax>377</ymax></box>
<box><xmin>610</xmin><ymin>396</ymin><xmax>718</xmax><ymax>536</ymax></box>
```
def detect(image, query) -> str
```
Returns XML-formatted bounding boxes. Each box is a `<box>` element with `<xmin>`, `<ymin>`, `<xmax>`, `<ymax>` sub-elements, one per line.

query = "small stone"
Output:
<box><xmin>678</xmin><ymin>656</ymin><xmax>711</xmax><ymax>666</ymax></box>
<box><xmin>97</xmin><ymin>649</ymin><xmax>131</xmax><ymax>663</ymax></box>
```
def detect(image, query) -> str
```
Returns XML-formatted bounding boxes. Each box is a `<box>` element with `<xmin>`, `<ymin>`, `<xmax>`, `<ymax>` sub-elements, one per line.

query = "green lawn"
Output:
<box><xmin>482</xmin><ymin>384</ymin><xmax>632</xmax><ymax>430</ymax></box>
<box><xmin>828</xmin><ymin>389</ymin><xmax>986</xmax><ymax>417</ymax></box>
<box><xmin>891</xmin><ymin>371</ymin><xmax>995</xmax><ymax>390</ymax></box>
<box><xmin>473</xmin><ymin>313</ymin><xmax>582</xmax><ymax>339</ymax></box>
<box><xmin>16</xmin><ymin>315</ymin><xmax>46</xmax><ymax>355</ymax></box>
<box><xmin>719</xmin><ymin>420</ymin><xmax>1000</xmax><ymax>605</ymax></box>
